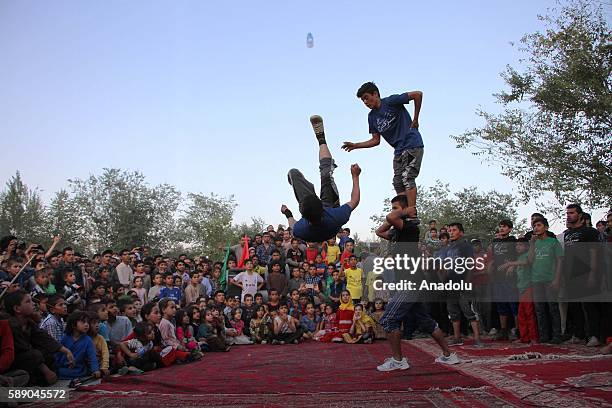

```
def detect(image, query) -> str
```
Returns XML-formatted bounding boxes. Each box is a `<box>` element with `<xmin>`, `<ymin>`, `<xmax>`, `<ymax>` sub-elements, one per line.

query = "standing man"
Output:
<box><xmin>343</xmin><ymin>82</ymin><xmax>423</xmax><ymax>213</ymax></box>
<box><xmin>375</xmin><ymin>195</ymin><xmax>459</xmax><ymax>371</ymax></box>
<box><xmin>444</xmin><ymin>223</ymin><xmax>483</xmax><ymax>347</ymax></box>
<box><xmin>114</xmin><ymin>249</ymin><xmax>133</xmax><ymax>288</ymax></box>
<box><xmin>563</xmin><ymin>204</ymin><xmax>602</xmax><ymax>346</ymax></box>
<box><xmin>487</xmin><ymin>220</ymin><xmax>518</xmax><ymax>341</ymax></box>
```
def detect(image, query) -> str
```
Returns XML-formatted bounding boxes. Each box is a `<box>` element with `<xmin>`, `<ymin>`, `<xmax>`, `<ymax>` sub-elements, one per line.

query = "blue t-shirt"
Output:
<box><xmin>159</xmin><ymin>287</ymin><xmax>181</xmax><ymax>303</ymax></box>
<box><xmin>444</xmin><ymin>238</ymin><xmax>474</xmax><ymax>282</ymax></box>
<box><xmin>293</xmin><ymin>204</ymin><xmax>353</xmax><ymax>243</ymax></box>
<box><xmin>368</xmin><ymin>94</ymin><xmax>424</xmax><ymax>155</ymax></box>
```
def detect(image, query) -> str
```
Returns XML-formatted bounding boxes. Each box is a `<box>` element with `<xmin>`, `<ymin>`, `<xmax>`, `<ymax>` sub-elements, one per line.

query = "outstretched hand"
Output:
<box><xmin>280</xmin><ymin>204</ymin><xmax>289</xmax><ymax>214</ymax></box>
<box><xmin>342</xmin><ymin>142</ymin><xmax>356</xmax><ymax>152</ymax></box>
<box><xmin>350</xmin><ymin>164</ymin><xmax>361</xmax><ymax>177</ymax></box>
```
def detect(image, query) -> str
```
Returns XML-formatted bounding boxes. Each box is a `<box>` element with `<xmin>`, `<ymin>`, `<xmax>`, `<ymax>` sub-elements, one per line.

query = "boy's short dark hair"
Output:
<box><xmin>429</xmin><ymin>228</ymin><xmax>437</xmax><ymax>233</ymax></box>
<box><xmin>48</xmin><ymin>295</ymin><xmax>65</xmax><ymax>308</ymax></box>
<box><xmin>566</xmin><ymin>203</ymin><xmax>583</xmax><ymax>214</ymax></box>
<box><xmin>356</xmin><ymin>81</ymin><xmax>379</xmax><ymax>98</ymax></box>
<box><xmin>301</xmin><ymin>194</ymin><xmax>324</xmax><ymax>224</ymax></box>
<box><xmin>254</xmin><ymin>293</ymin><xmax>263</xmax><ymax>299</ymax></box>
<box><xmin>86</xmin><ymin>302</ymin><xmax>106</xmax><ymax>314</ymax></box>
<box><xmin>3</xmin><ymin>290</ymin><xmax>28</xmax><ymax>316</ymax></box>
<box><xmin>62</xmin><ymin>269</ymin><xmax>75</xmax><ymax>278</ymax></box>
<box><xmin>102</xmin><ymin>249</ymin><xmax>113</xmax><ymax>256</ymax></box>
<box><xmin>448</xmin><ymin>222</ymin><xmax>465</xmax><ymax>232</ymax></box>
<box><xmin>243</xmin><ymin>294</ymin><xmax>253</xmax><ymax>300</ymax></box>
<box><xmin>517</xmin><ymin>237</ymin><xmax>529</xmax><ymax>243</ymax></box>
<box><xmin>391</xmin><ymin>195</ymin><xmax>408</xmax><ymax>208</ymax></box>
<box><xmin>439</xmin><ymin>232</ymin><xmax>450</xmax><ymax>240</ymax></box>
<box><xmin>349</xmin><ymin>254</ymin><xmax>357</xmax><ymax>260</ymax></box>
<box><xmin>117</xmin><ymin>297</ymin><xmax>134</xmax><ymax>312</ymax></box>
<box><xmin>499</xmin><ymin>219</ymin><xmax>514</xmax><ymax>229</ymax></box>
<box><xmin>533</xmin><ymin>217</ymin><xmax>549</xmax><ymax>227</ymax></box>
<box><xmin>213</xmin><ymin>290</ymin><xmax>225</xmax><ymax>298</ymax></box>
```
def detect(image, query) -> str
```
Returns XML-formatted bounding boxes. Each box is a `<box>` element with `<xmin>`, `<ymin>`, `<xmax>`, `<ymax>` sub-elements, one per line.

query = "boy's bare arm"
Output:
<box><xmin>345</xmin><ymin>165</ymin><xmax>361</xmax><ymax>210</ymax></box>
<box><xmin>342</xmin><ymin>133</ymin><xmax>381</xmax><ymax>152</ymax></box>
<box><xmin>405</xmin><ymin>91</ymin><xmax>422</xmax><ymax>129</ymax></box>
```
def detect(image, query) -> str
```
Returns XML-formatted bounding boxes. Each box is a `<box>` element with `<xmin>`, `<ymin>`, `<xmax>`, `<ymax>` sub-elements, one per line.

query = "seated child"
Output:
<box><xmin>55</xmin><ymin>311</ymin><xmax>101</xmax><ymax>379</ymax></box>
<box><xmin>249</xmin><ymin>305</ymin><xmax>272</xmax><ymax>344</ymax></box>
<box><xmin>119</xmin><ymin>321</ymin><xmax>161</xmax><ymax>372</ymax></box>
<box><xmin>270</xmin><ymin>303</ymin><xmax>303</xmax><ymax>345</ymax></box>
<box><xmin>318</xmin><ymin>291</ymin><xmax>354</xmax><ymax>343</ymax></box>
<box><xmin>299</xmin><ymin>302</ymin><xmax>321</xmax><ymax>340</ymax></box>
<box><xmin>39</xmin><ymin>295</ymin><xmax>67</xmax><ymax>342</ymax></box>
<box><xmin>342</xmin><ymin>304</ymin><xmax>374</xmax><ymax>344</ymax></box>
<box><xmin>4</xmin><ymin>290</ymin><xmax>73</xmax><ymax>386</ymax></box>
<box><xmin>176</xmin><ymin>309</ymin><xmax>204</xmax><ymax>358</ymax></box>
<box><xmin>315</xmin><ymin>304</ymin><xmax>336</xmax><ymax>340</ymax></box>
<box><xmin>229</xmin><ymin>308</ymin><xmax>253</xmax><ymax>345</ymax></box>
<box><xmin>87</xmin><ymin>312</ymin><xmax>109</xmax><ymax>377</ymax></box>
<box><xmin>197</xmin><ymin>308</ymin><xmax>231</xmax><ymax>352</ymax></box>
<box><xmin>370</xmin><ymin>298</ymin><xmax>387</xmax><ymax>340</ymax></box>
<box><xmin>158</xmin><ymin>299</ymin><xmax>187</xmax><ymax>353</ymax></box>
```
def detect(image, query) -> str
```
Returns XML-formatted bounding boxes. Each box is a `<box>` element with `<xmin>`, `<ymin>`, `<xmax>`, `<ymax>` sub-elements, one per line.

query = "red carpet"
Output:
<box><xmin>410</xmin><ymin>338</ymin><xmax>612</xmax><ymax>407</ymax></box>
<box><xmin>31</xmin><ymin>339</ymin><xmax>612</xmax><ymax>407</ymax></box>
<box><xmin>82</xmin><ymin>341</ymin><xmax>483</xmax><ymax>394</ymax></box>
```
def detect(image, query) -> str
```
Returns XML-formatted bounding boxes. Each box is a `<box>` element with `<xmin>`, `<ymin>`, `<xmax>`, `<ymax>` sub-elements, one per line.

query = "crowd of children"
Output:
<box><xmin>1</xmin><ymin>207</ymin><xmax>611</xmax><ymax>386</ymax></box>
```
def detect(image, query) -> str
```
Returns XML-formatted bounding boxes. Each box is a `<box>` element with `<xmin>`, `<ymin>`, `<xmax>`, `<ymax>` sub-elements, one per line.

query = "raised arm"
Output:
<box><xmin>405</xmin><ymin>91</ymin><xmax>422</xmax><ymax>129</ymax></box>
<box><xmin>342</xmin><ymin>133</ymin><xmax>380</xmax><ymax>152</ymax></box>
<box><xmin>45</xmin><ymin>235</ymin><xmax>61</xmax><ymax>259</ymax></box>
<box><xmin>280</xmin><ymin>205</ymin><xmax>296</xmax><ymax>228</ymax></box>
<box><xmin>345</xmin><ymin>164</ymin><xmax>361</xmax><ymax>210</ymax></box>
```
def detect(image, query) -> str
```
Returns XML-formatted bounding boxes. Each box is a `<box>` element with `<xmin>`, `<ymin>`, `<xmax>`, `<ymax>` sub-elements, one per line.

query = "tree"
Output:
<box><xmin>179</xmin><ymin>193</ymin><xmax>237</xmax><ymax>259</ymax></box>
<box><xmin>68</xmin><ymin>169</ymin><xmax>181</xmax><ymax>253</ymax></box>
<box><xmin>0</xmin><ymin>172</ymin><xmax>47</xmax><ymax>244</ymax></box>
<box><xmin>452</xmin><ymin>0</ymin><xmax>611</xmax><ymax>213</ymax></box>
<box><xmin>232</xmin><ymin>217</ymin><xmax>267</xmax><ymax>242</ymax></box>
<box><xmin>45</xmin><ymin>189</ymin><xmax>90</xmax><ymax>251</ymax></box>
<box><xmin>371</xmin><ymin>181</ymin><xmax>526</xmax><ymax>242</ymax></box>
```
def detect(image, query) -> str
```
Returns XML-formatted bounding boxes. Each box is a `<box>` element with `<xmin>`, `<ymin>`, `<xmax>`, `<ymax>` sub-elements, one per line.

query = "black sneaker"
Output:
<box><xmin>310</xmin><ymin>115</ymin><xmax>325</xmax><ymax>138</ymax></box>
<box><xmin>548</xmin><ymin>337</ymin><xmax>563</xmax><ymax>345</ymax></box>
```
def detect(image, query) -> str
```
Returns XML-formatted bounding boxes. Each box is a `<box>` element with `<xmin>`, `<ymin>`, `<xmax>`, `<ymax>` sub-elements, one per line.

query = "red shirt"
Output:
<box><xmin>306</xmin><ymin>248</ymin><xmax>318</xmax><ymax>263</ymax></box>
<box><xmin>0</xmin><ymin>320</ymin><xmax>15</xmax><ymax>373</ymax></box>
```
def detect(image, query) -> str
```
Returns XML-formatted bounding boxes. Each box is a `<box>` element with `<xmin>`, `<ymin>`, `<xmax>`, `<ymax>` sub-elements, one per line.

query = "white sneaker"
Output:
<box><xmin>489</xmin><ymin>328</ymin><xmax>498</xmax><ymax>336</ymax></box>
<box><xmin>435</xmin><ymin>353</ymin><xmax>460</xmax><ymax>365</ymax></box>
<box><xmin>377</xmin><ymin>357</ymin><xmax>410</xmax><ymax>371</ymax></box>
<box><xmin>586</xmin><ymin>336</ymin><xmax>601</xmax><ymax>347</ymax></box>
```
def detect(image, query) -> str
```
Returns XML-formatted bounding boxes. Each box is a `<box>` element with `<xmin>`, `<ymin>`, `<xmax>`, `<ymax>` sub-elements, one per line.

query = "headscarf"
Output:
<box><xmin>338</xmin><ymin>291</ymin><xmax>354</xmax><ymax>311</ymax></box>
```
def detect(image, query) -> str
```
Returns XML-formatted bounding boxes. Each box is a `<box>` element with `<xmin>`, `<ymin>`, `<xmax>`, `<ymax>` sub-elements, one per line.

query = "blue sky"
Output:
<box><xmin>0</xmin><ymin>0</ymin><xmax>606</xmax><ymax>239</ymax></box>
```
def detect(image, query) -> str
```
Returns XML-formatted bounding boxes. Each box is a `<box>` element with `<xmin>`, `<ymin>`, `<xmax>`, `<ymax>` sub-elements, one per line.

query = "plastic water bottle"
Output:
<box><xmin>306</xmin><ymin>32</ymin><xmax>314</xmax><ymax>48</ymax></box>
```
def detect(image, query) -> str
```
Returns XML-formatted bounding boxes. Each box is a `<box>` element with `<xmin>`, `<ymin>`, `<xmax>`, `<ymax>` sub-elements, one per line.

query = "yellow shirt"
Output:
<box><xmin>92</xmin><ymin>334</ymin><xmax>109</xmax><ymax>370</ymax></box>
<box><xmin>345</xmin><ymin>267</ymin><xmax>363</xmax><ymax>300</ymax></box>
<box><xmin>326</xmin><ymin>245</ymin><xmax>341</xmax><ymax>265</ymax></box>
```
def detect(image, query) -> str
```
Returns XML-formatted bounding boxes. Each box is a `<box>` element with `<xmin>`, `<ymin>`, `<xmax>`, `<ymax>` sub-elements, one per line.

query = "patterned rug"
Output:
<box><xmin>409</xmin><ymin>338</ymin><xmax>612</xmax><ymax>407</ymax></box>
<box><xmin>31</xmin><ymin>341</ymin><xmax>523</xmax><ymax>407</ymax></box>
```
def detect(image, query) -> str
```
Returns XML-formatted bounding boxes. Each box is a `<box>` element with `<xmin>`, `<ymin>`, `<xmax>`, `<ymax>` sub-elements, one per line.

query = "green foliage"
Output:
<box><xmin>371</xmin><ymin>181</ymin><xmax>526</xmax><ymax>242</ymax></box>
<box><xmin>0</xmin><ymin>172</ymin><xmax>47</xmax><ymax>244</ymax></box>
<box><xmin>67</xmin><ymin>169</ymin><xmax>182</xmax><ymax>253</ymax></box>
<box><xmin>452</xmin><ymin>0</ymin><xmax>611</xmax><ymax>210</ymax></box>
<box><xmin>179</xmin><ymin>193</ymin><xmax>237</xmax><ymax>259</ymax></box>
